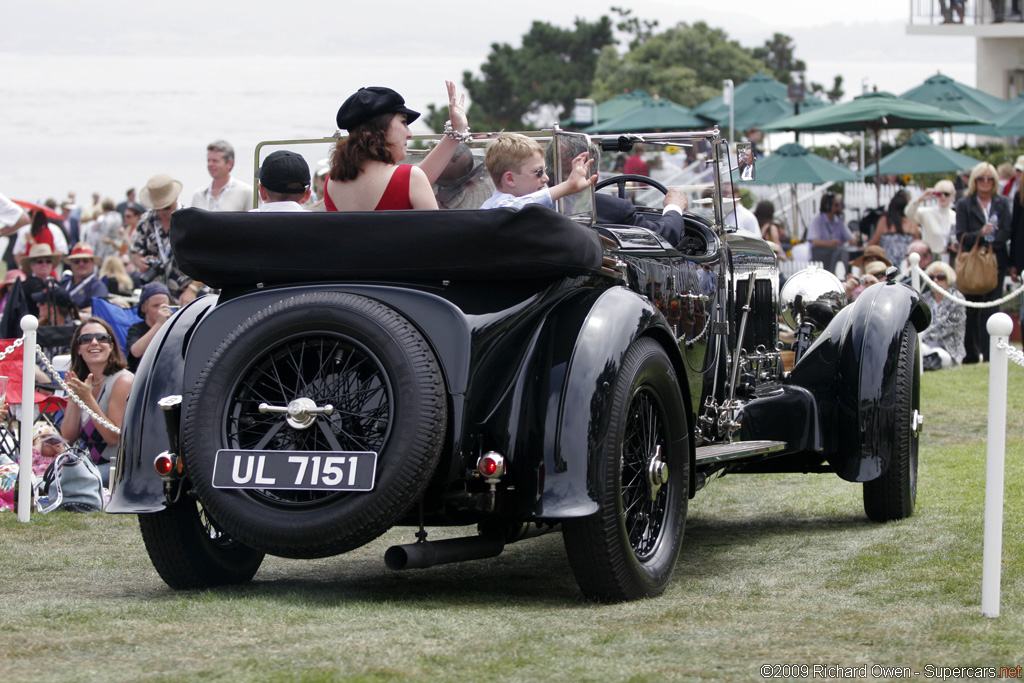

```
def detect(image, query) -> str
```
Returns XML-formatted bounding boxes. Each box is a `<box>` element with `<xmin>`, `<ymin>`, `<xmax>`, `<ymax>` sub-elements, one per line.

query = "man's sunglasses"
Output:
<box><xmin>78</xmin><ymin>333</ymin><xmax>113</xmax><ymax>345</ymax></box>
<box><xmin>33</xmin><ymin>258</ymin><xmax>53</xmax><ymax>265</ymax></box>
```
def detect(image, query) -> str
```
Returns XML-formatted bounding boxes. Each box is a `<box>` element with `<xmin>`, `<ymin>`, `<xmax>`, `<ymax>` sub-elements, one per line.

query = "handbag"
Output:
<box><xmin>955</xmin><ymin>234</ymin><xmax>998</xmax><ymax>295</ymax></box>
<box><xmin>38</xmin><ymin>444</ymin><xmax>105</xmax><ymax>513</ymax></box>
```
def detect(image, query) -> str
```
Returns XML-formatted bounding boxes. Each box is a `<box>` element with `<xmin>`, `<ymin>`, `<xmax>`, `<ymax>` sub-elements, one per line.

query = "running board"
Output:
<box><xmin>695</xmin><ymin>440</ymin><xmax>787</xmax><ymax>464</ymax></box>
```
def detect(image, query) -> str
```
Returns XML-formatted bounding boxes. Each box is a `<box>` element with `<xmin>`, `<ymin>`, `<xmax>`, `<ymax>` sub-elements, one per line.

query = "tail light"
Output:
<box><xmin>477</xmin><ymin>452</ymin><xmax>505</xmax><ymax>480</ymax></box>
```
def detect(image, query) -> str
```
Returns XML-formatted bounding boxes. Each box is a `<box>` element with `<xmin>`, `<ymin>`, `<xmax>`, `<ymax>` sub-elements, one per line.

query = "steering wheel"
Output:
<box><xmin>595</xmin><ymin>174</ymin><xmax>669</xmax><ymax>199</ymax></box>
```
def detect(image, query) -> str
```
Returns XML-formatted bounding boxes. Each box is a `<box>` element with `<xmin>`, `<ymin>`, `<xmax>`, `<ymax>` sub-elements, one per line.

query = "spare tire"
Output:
<box><xmin>181</xmin><ymin>291</ymin><xmax>447</xmax><ymax>558</ymax></box>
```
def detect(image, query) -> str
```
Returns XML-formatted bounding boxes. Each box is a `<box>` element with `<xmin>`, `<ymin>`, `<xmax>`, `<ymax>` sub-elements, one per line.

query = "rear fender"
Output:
<box><xmin>789</xmin><ymin>279</ymin><xmax>929</xmax><ymax>481</ymax></box>
<box><xmin>528</xmin><ymin>287</ymin><xmax>691</xmax><ymax>517</ymax></box>
<box><xmin>106</xmin><ymin>296</ymin><xmax>217</xmax><ymax>513</ymax></box>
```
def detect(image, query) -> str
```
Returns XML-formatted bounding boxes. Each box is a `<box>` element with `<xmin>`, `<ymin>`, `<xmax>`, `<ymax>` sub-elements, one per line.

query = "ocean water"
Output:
<box><xmin>1</xmin><ymin>42</ymin><xmax>975</xmax><ymax>209</ymax></box>
<box><xmin>0</xmin><ymin>52</ymin><xmax>465</xmax><ymax>207</ymax></box>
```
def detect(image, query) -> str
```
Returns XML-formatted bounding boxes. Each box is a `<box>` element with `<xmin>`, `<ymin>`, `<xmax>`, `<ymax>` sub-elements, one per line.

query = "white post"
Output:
<box><xmin>909</xmin><ymin>252</ymin><xmax>921</xmax><ymax>292</ymax></box>
<box><xmin>981</xmin><ymin>312</ymin><xmax>1011</xmax><ymax>617</ymax></box>
<box><xmin>723</xmin><ymin>79</ymin><xmax>734</xmax><ymax>146</ymax></box>
<box><xmin>16</xmin><ymin>315</ymin><xmax>38</xmax><ymax>523</ymax></box>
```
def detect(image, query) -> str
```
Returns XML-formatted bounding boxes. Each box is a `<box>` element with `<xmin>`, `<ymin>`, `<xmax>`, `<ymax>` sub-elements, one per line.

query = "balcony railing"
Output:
<box><xmin>909</xmin><ymin>0</ymin><xmax>1023</xmax><ymax>26</ymax></box>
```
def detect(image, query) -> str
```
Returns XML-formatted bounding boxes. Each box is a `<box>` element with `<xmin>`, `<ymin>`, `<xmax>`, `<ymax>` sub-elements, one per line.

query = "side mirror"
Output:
<box><xmin>736</xmin><ymin>143</ymin><xmax>755</xmax><ymax>182</ymax></box>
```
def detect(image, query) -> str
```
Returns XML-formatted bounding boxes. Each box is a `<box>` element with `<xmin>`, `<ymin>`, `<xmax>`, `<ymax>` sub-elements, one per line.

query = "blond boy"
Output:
<box><xmin>480</xmin><ymin>133</ymin><xmax>596</xmax><ymax>210</ymax></box>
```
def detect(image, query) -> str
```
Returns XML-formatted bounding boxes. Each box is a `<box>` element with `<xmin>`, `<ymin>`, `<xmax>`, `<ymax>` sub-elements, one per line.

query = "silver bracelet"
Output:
<box><xmin>444</xmin><ymin>120</ymin><xmax>472</xmax><ymax>142</ymax></box>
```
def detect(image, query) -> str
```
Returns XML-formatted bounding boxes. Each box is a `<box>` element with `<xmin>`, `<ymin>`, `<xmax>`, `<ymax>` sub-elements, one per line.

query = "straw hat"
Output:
<box><xmin>19</xmin><ymin>243</ymin><xmax>64</xmax><ymax>270</ymax></box>
<box><xmin>139</xmin><ymin>173</ymin><xmax>183</xmax><ymax>210</ymax></box>
<box><xmin>65</xmin><ymin>242</ymin><xmax>100</xmax><ymax>262</ymax></box>
<box><xmin>851</xmin><ymin>244</ymin><xmax>892</xmax><ymax>269</ymax></box>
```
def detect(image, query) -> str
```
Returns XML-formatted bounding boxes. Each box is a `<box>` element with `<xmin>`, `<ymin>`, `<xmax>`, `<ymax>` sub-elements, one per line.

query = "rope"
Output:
<box><xmin>34</xmin><ymin>345</ymin><xmax>121</xmax><ymax>435</ymax></box>
<box><xmin>0</xmin><ymin>337</ymin><xmax>25</xmax><ymax>362</ymax></box>
<box><xmin>997</xmin><ymin>339</ymin><xmax>1024</xmax><ymax>368</ymax></box>
<box><xmin>911</xmin><ymin>266</ymin><xmax>1024</xmax><ymax>310</ymax></box>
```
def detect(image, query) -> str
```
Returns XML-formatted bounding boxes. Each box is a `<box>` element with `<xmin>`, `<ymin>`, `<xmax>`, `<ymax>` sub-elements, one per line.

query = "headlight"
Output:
<box><xmin>780</xmin><ymin>267</ymin><xmax>847</xmax><ymax>331</ymax></box>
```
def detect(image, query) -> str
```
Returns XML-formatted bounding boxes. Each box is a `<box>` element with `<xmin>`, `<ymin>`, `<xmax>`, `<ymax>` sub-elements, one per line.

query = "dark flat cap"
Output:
<box><xmin>336</xmin><ymin>86</ymin><xmax>420</xmax><ymax>131</ymax></box>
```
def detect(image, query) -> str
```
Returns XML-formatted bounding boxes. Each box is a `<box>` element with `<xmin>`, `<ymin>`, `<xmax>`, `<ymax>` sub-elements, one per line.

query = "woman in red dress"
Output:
<box><xmin>325</xmin><ymin>81</ymin><xmax>469</xmax><ymax>211</ymax></box>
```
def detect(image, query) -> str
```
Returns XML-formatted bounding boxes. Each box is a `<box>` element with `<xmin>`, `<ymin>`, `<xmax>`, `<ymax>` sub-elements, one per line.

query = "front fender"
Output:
<box><xmin>106</xmin><ymin>295</ymin><xmax>218</xmax><ymax>513</ymax></box>
<box><xmin>533</xmin><ymin>286</ymin><xmax>690</xmax><ymax>517</ymax></box>
<box><xmin>789</xmin><ymin>279</ymin><xmax>929</xmax><ymax>481</ymax></box>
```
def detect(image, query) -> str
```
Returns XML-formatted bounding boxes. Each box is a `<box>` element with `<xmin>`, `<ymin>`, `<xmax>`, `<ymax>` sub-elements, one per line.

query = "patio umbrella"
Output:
<box><xmin>875</xmin><ymin>131</ymin><xmax>980</xmax><ymax>175</ymax></box>
<box><xmin>561</xmin><ymin>90</ymin><xmax>652</xmax><ymax>128</ymax></box>
<box><xmin>582</xmin><ymin>97</ymin><xmax>711</xmax><ymax>133</ymax></box>
<box><xmin>900</xmin><ymin>74</ymin><xmax>1010</xmax><ymax>136</ymax></box>
<box><xmin>693</xmin><ymin>72</ymin><xmax>831</xmax><ymax>132</ymax></box>
<box><xmin>992</xmin><ymin>91</ymin><xmax>1024</xmax><ymax>137</ymax></box>
<box><xmin>747</xmin><ymin>142</ymin><xmax>861</xmax><ymax>185</ymax></box>
<box><xmin>765</xmin><ymin>90</ymin><xmax>991</xmax><ymax>203</ymax></box>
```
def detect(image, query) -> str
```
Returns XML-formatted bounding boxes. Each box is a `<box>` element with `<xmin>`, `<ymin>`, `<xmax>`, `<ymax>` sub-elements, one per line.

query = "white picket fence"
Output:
<box><xmin>746</xmin><ymin>181</ymin><xmax>920</xmax><ymax>242</ymax></box>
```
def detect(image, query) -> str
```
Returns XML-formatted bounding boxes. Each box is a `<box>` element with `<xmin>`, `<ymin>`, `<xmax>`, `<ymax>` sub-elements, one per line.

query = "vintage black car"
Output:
<box><xmin>107</xmin><ymin>129</ymin><xmax>929</xmax><ymax>603</ymax></box>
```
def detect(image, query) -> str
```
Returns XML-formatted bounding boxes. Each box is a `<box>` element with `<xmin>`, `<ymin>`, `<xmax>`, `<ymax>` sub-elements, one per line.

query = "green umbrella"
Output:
<box><xmin>746</xmin><ymin>142</ymin><xmax>861</xmax><ymax>185</ymax></box>
<box><xmin>693</xmin><ymin>72</ymin><xmax>830</xmax><ymax>132</ymax></box>
<box><xmin>765</xmin><ymin>90</ymin><xmax>991</xmax><ymax>202</ymax></box>
<box><xmin>900</xmin><ymin>73</ymin><xmax>1009</xmax><ymax>136</ymax></box>
<box><xmin>875</xmin><ymin>131</ymin><xmax>980</xmax><ymax>175</ymax></box>
<box><xmin>561</xmin><ymin>90</ymin><xmax>653</xmax><ymax>128</ymax></box>
<box><xmin>582</xmin><ymin>97</ymin><xmax>710</xmax><ymax>133</ymax></box>
<box><xmin>992</xmin><ymin>91</ymin><xmax>1024</xmax><ymax>137</ymax></box>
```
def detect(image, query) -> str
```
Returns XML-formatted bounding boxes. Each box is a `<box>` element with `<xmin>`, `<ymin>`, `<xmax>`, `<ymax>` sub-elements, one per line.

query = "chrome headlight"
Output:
<box><xmin>781</xmin><ymin>267</ymin><xmax>847</xmax><ymax>330</ymax></box>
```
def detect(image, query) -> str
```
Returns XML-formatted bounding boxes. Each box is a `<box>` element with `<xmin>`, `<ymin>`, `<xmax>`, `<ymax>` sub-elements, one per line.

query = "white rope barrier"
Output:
<box><xmin>908</xmin><ymin>253</ymin><xmax>1024</xmax><ymax>310</ymax></box>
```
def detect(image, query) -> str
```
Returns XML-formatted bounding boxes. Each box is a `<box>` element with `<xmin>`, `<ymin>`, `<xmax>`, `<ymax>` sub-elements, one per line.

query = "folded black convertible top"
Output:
<box><xmin>170</xmin><ymin>205</ymin><xmax>604</xmax><ymax>288</ymax></box>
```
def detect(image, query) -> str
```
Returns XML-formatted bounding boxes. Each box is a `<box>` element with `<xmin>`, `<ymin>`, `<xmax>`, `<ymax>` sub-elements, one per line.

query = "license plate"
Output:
<box><xmin>212</xmin><ymin>450</ymin><xmax>378</xmax><ymax>491</ymax></box>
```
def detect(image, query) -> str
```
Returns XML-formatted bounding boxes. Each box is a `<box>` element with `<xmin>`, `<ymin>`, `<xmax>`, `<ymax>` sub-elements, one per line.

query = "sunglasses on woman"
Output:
<box><xmin>78</xmin><ymin>333</ymin><xmax>113</xmax><ymax>345</ymax></box>
<box><xmin>932</xmin><ymin>274</ymin><xmax>947</xmax><ymax>281</ymax></box>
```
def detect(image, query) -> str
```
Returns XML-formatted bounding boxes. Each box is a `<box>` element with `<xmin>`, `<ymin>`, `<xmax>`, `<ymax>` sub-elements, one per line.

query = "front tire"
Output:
<box><xmin>562</xmin><ymin>338</ymin><xmax>689</xmax><ymax>602</ymax></box>
<box><xmin>863</xmin><ymin>322</ymin><xmax>920</xmax><ymax>522</ymax></box>
<box><xmin>138</xmin><ymin>495</ymin><xmax>265</xmax><ymax>590</ymax></box>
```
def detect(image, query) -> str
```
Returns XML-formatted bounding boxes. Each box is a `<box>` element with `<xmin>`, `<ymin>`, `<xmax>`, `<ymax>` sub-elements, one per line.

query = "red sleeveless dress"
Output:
<box><xmin>324</xmin><ymin>165</ymin><xmax>413</xmax><ymax>211</ymax></box>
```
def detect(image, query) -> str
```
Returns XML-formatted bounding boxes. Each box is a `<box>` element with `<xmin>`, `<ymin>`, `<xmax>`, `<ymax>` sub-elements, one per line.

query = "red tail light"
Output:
<box><xmin>477</xmin><ymin>452</ymin><xmax>505</xmax><ymax>479</ymax></box>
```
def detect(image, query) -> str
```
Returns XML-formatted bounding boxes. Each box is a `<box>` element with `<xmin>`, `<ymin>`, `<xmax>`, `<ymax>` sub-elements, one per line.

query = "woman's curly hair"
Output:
<box><xmin>329</xmin><ymin>113</ymin><xmax>396</xmax><ymax>182</ymax></box>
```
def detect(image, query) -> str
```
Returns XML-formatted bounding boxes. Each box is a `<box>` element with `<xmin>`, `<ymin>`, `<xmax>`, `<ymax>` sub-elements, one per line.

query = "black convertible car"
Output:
<box><xmin>107</xmin><ymin>129</ymin><xmax>929</xmax><ymax>603</ymax></box>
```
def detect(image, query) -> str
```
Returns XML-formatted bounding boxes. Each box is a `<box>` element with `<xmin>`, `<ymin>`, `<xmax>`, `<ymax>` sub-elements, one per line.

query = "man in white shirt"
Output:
<box><xmin>250</xmin><ymin>151</ymin><xmax>311</xmax><ymax>213</ymax></box>
<box><xmin>723</xmin><ymin>183</ymin><xmax>762</xmax><ymax>237</ymax></box>
<box><xmin>191</xmin><ymin>140</ymin><xmax>254</xmax><ymax>212</ymax></box>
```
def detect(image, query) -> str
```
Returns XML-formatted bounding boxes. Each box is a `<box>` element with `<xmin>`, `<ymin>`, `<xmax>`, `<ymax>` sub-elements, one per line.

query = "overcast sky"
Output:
<box><xmin>11</xmin><ymin>0</ymin><xmax>969</xmax><ymax>80</ymax></box>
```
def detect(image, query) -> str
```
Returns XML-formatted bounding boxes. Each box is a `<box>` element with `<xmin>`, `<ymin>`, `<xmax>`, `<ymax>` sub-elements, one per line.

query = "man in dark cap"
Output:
<box><xmin>253</xmin><ymin>151</ymin><xmax>311</xmax><ymax>212</ymax></box>
<box><xmin>125</xmin><ymin>282</ymin><xmax>172</xmax><ymax>372</ymax></box>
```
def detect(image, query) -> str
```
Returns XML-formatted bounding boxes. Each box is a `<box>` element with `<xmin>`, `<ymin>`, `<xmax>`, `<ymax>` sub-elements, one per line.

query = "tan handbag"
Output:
<box><xmin>955</xmin><ymin>234</ymin><xmax>998</xmax><ymax>295</ymax></box>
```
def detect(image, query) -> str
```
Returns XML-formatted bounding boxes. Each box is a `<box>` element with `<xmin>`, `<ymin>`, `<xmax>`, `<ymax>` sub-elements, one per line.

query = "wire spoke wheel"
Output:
<box><xmin>225</xmin><ymin>334</ymin><xmax>393</xmax><ymax>508</ymax></box>
<box><xmin>621</xmin><ymin>388</ymin><xmax>668</xmax><ymax>559</ymax></box>
<box><xmin>563</xmin><ymin>337</ymin><xmax>689</xmax><ymax>603</ymax></box>
<box><xmin>181</xmin><ymin>291</ymin><xmax>446</xmax><ymax>559</ymax></box>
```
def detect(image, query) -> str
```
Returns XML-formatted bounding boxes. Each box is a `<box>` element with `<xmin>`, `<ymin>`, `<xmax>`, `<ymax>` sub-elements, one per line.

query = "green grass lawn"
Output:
<box><xmin>1</xmin><ymin>362</ymin><xmax>1022</xmax><ymax>682</ymax></box>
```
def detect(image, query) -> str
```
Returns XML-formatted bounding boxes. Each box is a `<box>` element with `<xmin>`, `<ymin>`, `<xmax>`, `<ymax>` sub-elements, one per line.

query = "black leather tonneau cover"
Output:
<box><xmin>170</xmin><ymin>205</ymin><xmax>603</xmax><ymax>288</ymax></box>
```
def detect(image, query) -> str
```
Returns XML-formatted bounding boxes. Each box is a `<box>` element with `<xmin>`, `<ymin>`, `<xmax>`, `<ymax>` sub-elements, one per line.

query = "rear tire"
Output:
<box><xmin>863</xmin><ymin>322</ymin><xmax>920</xmax><ymax>522</ymax></box>
<box><xmin>138</xmin><ymin>495</ymin><xmax>265</xmax><ymax>590</ymax></box>
<box><xmin>562</xmin><ymin>338</ymin><xmax>689</xmax><ymax>602</ymax></box>
<box><xmin>181</xmin><ymin>292</ymin><xmax>447</xmax><ymax>559</ymax></box>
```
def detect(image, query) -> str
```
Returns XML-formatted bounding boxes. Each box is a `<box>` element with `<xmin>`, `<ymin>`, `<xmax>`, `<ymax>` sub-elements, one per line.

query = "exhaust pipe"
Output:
<box><xmin>384</xmin><ymin>533</ymin><xmax>505</xmax><ymax>570</ymax></box>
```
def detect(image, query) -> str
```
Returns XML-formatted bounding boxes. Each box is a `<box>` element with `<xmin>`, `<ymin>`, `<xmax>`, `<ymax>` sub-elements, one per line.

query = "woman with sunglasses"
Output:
<box><xmin>920</xmin><ymin>261</ymin><xmax>966</xmax><ymax>370</ymax></box>
<box><xmin>60</xmin><ymin>318</ymin><xmax>133</xmax><ymax>481</ymax></box>
<box><xmin>325</xmin><ymin>81</ymin><xmax>468</xmax><ymax>211</ymax></box>
<box><xmin>955</xmin><ymin>161</ymin><xmax>1012</xmax><ymax>364</ymax></box>
<box><xmin>905</xmin><ymin>179</ymin><xmax>957</xmax><ymax>263</ymax></box>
